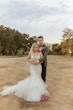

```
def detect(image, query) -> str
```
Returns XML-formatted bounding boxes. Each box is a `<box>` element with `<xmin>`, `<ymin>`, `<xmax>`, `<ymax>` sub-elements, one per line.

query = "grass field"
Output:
<box><xmin>0</xmin><ymin>55</ymin><xmax>73</xmax><ymax>110</ymax></box>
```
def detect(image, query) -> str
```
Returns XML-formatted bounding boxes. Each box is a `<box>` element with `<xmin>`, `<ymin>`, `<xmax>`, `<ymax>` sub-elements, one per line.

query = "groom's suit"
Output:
<box><xmin>39</xmin><ymin>44</ymin><xmax>48</xmax><ymax>82</ymax></box>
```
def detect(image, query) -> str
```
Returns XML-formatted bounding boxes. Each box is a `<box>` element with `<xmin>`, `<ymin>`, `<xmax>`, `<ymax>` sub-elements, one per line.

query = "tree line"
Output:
<box><xmin>0</xmin><ymin>25</ymin><xmax>37</xmax><ymax>56</ymax></box>
<box><xmin>0</xmin><ymin>25</ymin><xmax>73</xmax><ymax>56</ymax></box>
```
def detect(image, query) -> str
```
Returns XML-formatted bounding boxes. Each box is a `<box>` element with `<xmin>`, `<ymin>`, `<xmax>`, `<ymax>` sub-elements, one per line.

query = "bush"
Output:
<box><xmin>48</xmin><ymin>50</ymin><xmax>54</xmax><ymax>55</ymax></box>
<box><xmin>17</xmin><ymin>51</ymin><xmax>24</xmax><ymax>57</ymax></box>
<box><xmin>71</xmin><ymin>52</ymin><xmax>73</xmax><ymax>56</ymax></box>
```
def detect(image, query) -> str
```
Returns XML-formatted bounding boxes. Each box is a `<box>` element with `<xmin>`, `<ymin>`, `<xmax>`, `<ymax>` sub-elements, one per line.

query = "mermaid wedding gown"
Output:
<box><xmin>0</xmin><ymin>53</ymin><xmax>49</xmax><ymax>102</ymax></box>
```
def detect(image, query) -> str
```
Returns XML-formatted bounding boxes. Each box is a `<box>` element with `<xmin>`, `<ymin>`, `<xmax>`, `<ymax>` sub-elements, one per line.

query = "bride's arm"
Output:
<box><xmin>26</xmin><ymin>53</ymin><xmax>36</xmax><ymax>64</ymax></box>
<box><xmin>33</xmin><ymin>52</ymin><xmax>43</xmax><ymax>65</ymax></box>
<box><xmin>26</xmin><ymin>53</ymin><xmax>33</xmax><ymax>63</ymax></box>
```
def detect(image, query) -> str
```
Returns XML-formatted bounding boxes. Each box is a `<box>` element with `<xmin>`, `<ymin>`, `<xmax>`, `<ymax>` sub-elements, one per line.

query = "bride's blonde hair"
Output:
<box><xmin>30</xmin><ymin>43</ymin><xmax>40</xmax><ymax>53</ymax></box>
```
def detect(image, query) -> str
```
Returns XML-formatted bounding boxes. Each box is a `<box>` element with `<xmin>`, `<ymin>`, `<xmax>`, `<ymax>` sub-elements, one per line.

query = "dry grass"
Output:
<box><xmin>0</xmin><ymin>55</ymin><xmax>73</xmax><ymax>110</ymax></box>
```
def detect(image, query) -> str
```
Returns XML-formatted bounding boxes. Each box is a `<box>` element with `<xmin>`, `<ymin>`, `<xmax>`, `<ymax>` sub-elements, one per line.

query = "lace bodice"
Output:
<box><xmin>31</xmin><ymin>53</ymin><xmax>41</xmax><ymax>60</ymax></box>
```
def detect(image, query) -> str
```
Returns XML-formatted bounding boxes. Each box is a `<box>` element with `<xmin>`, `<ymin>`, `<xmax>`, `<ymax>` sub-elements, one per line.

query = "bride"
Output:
<box><xmin>0</xmin><ymin>43</ymin><xmax>50</xmax><ymax>102</ymax></box>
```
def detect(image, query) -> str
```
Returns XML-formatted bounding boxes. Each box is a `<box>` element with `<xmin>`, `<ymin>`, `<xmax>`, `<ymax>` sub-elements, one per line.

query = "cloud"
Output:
<box><xmin>0</xmin><ymin>0</ymin><xmax>73</xmax><ymax>43</ymax></box>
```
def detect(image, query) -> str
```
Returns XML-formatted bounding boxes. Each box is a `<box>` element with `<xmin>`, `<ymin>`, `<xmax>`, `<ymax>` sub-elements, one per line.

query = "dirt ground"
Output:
<box><xmin>0</xmin><ymin>55</ymin><xmax>73</xmax><ymax>110</ymax></box>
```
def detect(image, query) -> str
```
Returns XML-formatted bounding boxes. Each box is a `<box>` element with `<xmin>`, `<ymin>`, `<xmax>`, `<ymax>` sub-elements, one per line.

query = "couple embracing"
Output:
<box><xmin>0</xmin><ymin>36</ymin><xmax>50</xmax><ymax>102</ymax></box>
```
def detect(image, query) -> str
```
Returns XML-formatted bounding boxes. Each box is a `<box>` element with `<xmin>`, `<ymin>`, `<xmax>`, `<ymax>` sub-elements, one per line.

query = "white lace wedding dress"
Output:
<box><xmin>0</xmin><ymin>53</ymin><xmax>49</xmax><ymax>102</ymax></box>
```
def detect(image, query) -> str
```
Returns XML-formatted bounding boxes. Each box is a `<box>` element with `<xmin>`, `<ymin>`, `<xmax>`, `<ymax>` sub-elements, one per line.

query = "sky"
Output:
<box><xmin>0</xmin><ymin>0</ymin><xmax>73</xmax><ymax>43</ymax></box>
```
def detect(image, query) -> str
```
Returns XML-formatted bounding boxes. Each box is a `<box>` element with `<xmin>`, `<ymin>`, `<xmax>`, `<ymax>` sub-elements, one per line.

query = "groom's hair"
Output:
<box><xmin>38</xmin><ymin>36</ymin><xmax>43</xmax><ymax>39</ymax></box>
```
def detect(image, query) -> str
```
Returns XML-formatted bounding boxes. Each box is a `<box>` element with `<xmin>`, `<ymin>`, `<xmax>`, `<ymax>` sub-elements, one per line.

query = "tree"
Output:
<box><xmin>0</xmin><ymin>25</ymin><xmax>37</xmax><ymax>55</ymax></box>
<box><xmin>60</xmin><ymin>28</ymin><xmax>73</xmax><ymax>55</ymax></box>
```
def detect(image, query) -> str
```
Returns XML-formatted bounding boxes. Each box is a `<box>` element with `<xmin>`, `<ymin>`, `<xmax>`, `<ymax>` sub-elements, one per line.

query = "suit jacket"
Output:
<box><xmin>39</xmin><ymin>44</ymin><xmax>48</xmax><ymax>67</ymax></box>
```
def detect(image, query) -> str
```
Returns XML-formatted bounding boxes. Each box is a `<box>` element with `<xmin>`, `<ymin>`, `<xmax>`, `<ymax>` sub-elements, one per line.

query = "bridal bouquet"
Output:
<box><xmin>41</xmin><ymin>94</ymin><xmax>50</xmax><ymax>101</ymax></box>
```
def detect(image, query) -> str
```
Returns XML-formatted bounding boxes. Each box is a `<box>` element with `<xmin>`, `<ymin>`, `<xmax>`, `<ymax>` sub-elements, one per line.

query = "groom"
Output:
<box><xmin>37</xmin><ymin>36</ymin><xmax>48</xmax><ymax>82</ymax></box>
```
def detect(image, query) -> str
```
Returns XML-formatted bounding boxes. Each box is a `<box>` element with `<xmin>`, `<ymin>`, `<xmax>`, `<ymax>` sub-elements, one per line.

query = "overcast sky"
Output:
<box><xmin>0</xmin><ymin>0</ymin><xmax>73</xmax><ymax>43</ymax></box>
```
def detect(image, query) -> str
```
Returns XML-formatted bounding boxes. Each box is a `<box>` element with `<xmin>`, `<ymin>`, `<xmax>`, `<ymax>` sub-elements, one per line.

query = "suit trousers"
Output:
<box><xmin>41</xmin><ymin>63</ymin><xmax>46</xmax><ymax>82</ymax></box>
